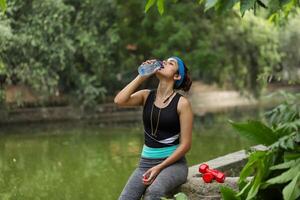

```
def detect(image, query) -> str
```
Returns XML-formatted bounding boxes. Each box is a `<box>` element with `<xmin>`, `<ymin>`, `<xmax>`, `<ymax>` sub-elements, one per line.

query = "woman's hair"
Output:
<box><xmin>175</xmin><ymin>63</ymin><xmax>192</xmax><ymax>92</ymax></box>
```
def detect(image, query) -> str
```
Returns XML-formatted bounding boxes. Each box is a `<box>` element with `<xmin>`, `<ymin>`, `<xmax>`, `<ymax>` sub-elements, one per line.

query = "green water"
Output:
<box><xmin>0</xmin><ymin>111</ymin><xmax>257</xmax><ymax>200</ymax></box>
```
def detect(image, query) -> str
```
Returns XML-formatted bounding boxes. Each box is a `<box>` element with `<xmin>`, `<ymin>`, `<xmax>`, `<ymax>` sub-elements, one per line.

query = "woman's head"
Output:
<box><xmin>156</xmin><ymin>56</ymin><xmax>192</xmax><ymax>92</ymax></box>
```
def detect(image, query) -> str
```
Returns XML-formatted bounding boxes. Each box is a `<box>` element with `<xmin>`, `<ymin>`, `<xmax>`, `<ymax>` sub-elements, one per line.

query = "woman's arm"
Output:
<box><xmin>114</xmin><ymin>60</ymin><xmax>157</xmax><ymax>107</ymax></box>
<box><xmin>143</xmin><ymin>96</ymin><xmax>193</xmax><ymax>185</ymax></box>
<box><xmin>114</xmin><ymin>75</ymin><xmax>148</xmax><ymax>107</ymax></box>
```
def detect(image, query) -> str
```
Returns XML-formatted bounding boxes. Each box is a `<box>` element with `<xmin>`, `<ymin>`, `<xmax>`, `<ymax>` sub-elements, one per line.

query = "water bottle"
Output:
<box><xmin>138</xmin><ymin>60</ymin><xmax>163</xmax><ymax>76</ymax></box>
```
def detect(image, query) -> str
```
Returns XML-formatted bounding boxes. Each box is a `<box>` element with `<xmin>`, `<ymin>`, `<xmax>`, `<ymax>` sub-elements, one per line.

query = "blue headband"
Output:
<box><xmin>171</xmin><ymin>56</ymin><xmax>185</xmax><ymax>87</ymax></box>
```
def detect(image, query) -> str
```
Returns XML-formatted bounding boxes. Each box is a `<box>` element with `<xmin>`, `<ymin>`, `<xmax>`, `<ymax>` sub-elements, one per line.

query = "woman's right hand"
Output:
<box><xmin>141</xmin><ymin>59</ymin><xmax>157</xmax><ymax>65</ymax></box>
<box><xmin>138</xmin><ymin>59</ymin><xmax>161</xmax><ymax>79</ymax></box>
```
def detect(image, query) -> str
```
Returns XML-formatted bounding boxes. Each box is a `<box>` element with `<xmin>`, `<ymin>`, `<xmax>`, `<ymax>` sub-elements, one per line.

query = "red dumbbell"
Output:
<box><xmin>202</xmin><ymin>172</ymin><xmax>214</xmax><ymax>183</ymax></box>
<box><xmin>198</xmin><ymin>164</ymin><xmax>225</xmax><ymax>183</ymax></box>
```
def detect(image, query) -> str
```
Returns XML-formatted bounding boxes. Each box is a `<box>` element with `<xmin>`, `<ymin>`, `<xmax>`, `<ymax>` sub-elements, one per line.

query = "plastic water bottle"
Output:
<box><xmin>138</xmin><ymin>60</ymin><xmax>163</xmax><ymax>76</ymax></box>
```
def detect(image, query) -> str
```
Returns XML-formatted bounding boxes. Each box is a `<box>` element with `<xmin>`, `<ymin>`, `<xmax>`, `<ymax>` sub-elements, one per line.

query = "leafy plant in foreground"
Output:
<box><xmin>221</xmin><ymin>92</ymin><xmax>300</xmax><ymax>200</ymax></box>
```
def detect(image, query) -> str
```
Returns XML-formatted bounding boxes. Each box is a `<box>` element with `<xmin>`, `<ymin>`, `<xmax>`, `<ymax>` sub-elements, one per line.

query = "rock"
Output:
<box><xmin>168</xmin><ymin>145</ymin><xmax>265</xmax><ymax>200</ymax></box>
<box><xmin>179</xmin><ymin>177</ymin><xmax>244</xmax><ymax>200</ymax></box>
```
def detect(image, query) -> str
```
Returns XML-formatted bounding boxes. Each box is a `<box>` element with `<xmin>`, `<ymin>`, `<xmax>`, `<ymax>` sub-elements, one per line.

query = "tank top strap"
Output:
<box><xmin>144</xmin><ymin>89</ymin><xmax>156</xmax><ymax>107</ymax></box>
<box><xmin>169</xmin><ymin>92</ymin><xmax>182</xmax><ymax>108</ymax></box>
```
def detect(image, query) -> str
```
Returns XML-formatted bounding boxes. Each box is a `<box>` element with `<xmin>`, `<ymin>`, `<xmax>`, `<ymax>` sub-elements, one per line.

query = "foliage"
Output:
<box><xmin>198</xmin><ymin>12</ymin><xmax>280</xmax><ymax>96</ymax></box>
<box><xmin>142</xmin><ymin>1</ymin><xmax>300</xmax><ymax>92</ymax></box>
<box><xmin>0</xmin><ymin>0</ymin><xmax>119</xmax><ymax>106</ymax></box>
<box><xmin>278</xmin><ymin>11</ymin><xmax>300</xmax><ymax>82</ymax></box>
<box><xmin>75</xmin><ymin>74</ymin><xmax>107</xmax><ymax>108</ymax></box>
<box><xmin>120</xmin><ymin>1</ymin><xmax>281</xmax><ymax>96</ymax></box>
<box><xmin>229</xmin><ymin>120</ymin><xmax>279</xmax><ymax>145</ymax></box>
<box><xmin>0</xmin><ymin>0</ymin><xmax>299</xmax><ymax>107</ymax></box>
<box><xmin>161</xmin><ymin>192</ymin><xmax>189</xmax><ymax>200</ymax></box>
<box><xmin>0</xmin><ymin>18</ymin><xmax>10</xmax><ymax>104</ymax></box>
<box><xmin>222</xmin><ymin>92</ymin><xmax>300</xmax><ymax>200</ymax></box>
<box><xmin>0</xmin><ymin>87</ymin><xmax>4</xmax><ymax>104</ymax></box>
<box><xmin>1</xmin><ymin>0</ymin><xmax>74</xmax><ymax>96</ymax></box>
<box><xmin>145</xmin><ymin>0</ymin><xmax>300</xmax><ymax>22</ymax></box>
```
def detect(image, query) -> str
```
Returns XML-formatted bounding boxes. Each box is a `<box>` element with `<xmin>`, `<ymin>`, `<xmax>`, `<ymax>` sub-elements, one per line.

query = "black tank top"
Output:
<box><xmin>143</xmin><ymin>89</ymin><xmax>182</xmax><ymax>148</ymax></box>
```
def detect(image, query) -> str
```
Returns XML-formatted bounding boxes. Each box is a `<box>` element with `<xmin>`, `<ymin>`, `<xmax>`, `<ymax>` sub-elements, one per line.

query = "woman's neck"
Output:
<box><xmin>157</xmin><ymin>81</ymin><xmax>174</xmax><ymax>98</ymax></box>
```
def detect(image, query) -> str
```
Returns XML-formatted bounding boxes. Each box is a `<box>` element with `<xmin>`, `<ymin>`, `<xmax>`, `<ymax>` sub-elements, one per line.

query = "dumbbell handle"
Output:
<box><xmin>206</xmin><ymin>169</ymin><xmax>225</xmax><ymax>183</ymax></box>
<box><xmin>206</xmin><ymin>169</ymin><xmax>221</xmax><ymax>176</ymax></box>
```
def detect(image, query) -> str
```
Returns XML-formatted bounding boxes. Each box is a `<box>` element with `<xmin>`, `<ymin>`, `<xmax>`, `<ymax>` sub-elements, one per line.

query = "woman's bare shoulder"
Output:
<box><xmin>140</xmin><ymin>89</ymin><xmax>151</xmax><ymax>96</ymax></box>
<box><xmin>177</xmin><ymin>96</ymin><xmax>192</xmax><ymax>113</ymax></box>
<box><xmin>139</xmin><ymin>89</ymin><xmax>151</xmax><ymax>105</ymax></box>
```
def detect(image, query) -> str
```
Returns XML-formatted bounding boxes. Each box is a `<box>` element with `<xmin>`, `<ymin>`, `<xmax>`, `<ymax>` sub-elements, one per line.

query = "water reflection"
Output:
<box><xmin>0</xmin><ymin>110</ymin><xmax>258</xmax><ymax>200</ymax></box>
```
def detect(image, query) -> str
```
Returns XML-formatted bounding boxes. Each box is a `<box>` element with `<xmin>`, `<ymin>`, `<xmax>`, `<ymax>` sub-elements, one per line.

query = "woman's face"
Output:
<box><xmin>156</xmin><ymin>58</ymin><xmax>180</xmax><ymax>81</ymax></box>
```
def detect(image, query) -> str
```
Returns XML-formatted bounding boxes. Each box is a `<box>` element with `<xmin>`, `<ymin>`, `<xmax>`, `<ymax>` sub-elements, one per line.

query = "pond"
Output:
<box><xmin>0</xmin><ymin>109</ymin><xmax>259</xmax><ymax>200</ymax></box>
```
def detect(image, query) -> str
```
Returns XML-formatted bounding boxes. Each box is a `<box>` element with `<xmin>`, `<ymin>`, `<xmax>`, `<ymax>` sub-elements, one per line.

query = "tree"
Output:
<box><xmin>116</xmin><ymin>1</ymin><xmax>281</xmax><ymax>96</ymax></box>
<box><xmin>0</xmin><ymin>0</ymin><xmax>119</xmax><ymax>107</ymax></box>
<box><xmin>0</xmin><ymin>0</ymin><xmax>75</xmax><ymax>97</ymax></box>
<box><xmin>278</xmin><ymin>13</ymin><xmax>300</xmax><ymax>82</ymax></box>
<box><xmin>145</xmin><ymin>0</ymin><xmax>300</xmax><ymax>22</ymax></box>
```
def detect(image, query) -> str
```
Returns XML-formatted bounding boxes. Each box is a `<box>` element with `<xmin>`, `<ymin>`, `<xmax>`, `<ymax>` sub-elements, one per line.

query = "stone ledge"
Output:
<box><xmin>169</xmin><ymin>145</ymin><xmax>267</xmax><ymax>200</ymax></box>
<box><xmin>0</xmin><ymin>104</ymin><xmax>142</xmax><ymax>124</ymax></box>
<box><xmin>188</xmin><ymin>144</ymin><xmax>267</xmax><ymax>179</ymax></box>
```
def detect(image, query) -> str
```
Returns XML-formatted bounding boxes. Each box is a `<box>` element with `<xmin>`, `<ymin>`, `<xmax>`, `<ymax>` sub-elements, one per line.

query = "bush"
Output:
<box><xmin>221</xmin><ymin>92</ymin><xmax>300</xmax><ymax>200</ymax></box>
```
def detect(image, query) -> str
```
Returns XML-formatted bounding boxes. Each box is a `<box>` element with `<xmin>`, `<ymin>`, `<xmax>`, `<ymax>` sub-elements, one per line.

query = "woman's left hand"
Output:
<box><xmin>142</xmin><ymin>165</ymin><xmax>162</xmax><ymax>185</ymax></box>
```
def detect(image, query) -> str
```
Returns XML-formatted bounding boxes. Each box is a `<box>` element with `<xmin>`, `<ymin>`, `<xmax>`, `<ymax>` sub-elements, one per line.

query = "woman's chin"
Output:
<box><xmin>155</xmin><ymin>70</ymin><xmax>164</xmax><ymax>77</ymax></box>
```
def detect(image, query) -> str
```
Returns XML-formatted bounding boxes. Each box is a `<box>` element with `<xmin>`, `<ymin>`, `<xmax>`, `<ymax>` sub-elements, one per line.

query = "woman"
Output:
<box><xmin>114</xmin><ymin>57</ymin><xmax>193</xmax><ymax>200</ymax></box>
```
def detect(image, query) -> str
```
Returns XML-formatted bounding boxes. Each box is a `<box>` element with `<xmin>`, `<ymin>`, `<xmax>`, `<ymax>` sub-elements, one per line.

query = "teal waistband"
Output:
<box><xmin>141</xmin><ymin>144</ymin><xmax>179</xmax><ymax>159</ymax></box>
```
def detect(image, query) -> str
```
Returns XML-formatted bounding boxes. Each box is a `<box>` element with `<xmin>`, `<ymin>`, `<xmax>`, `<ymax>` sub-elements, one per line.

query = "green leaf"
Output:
<box><xmin>266</xmin><ymin>165</ymin><xmax>300</xmax><ymax>185</ymax></box>
<box><xmin>246</xmin><ymin>160</ymin><xmax>265</xmax><ymax>200</ymax></box>
<box><xmin>220</xmin><ymin>186</ymin><xmax>240</xmax><ymax>200</ymax></box>
<box><xmin>281</xmin><ymin>0</ymin><xmax>298</xmax><ymax>17</ymax></box>
<box><xmin>271</xmin><ymin>132</ymin><xmax>298</xmax><ymax>151</ymax></box>
<box><xmin>283</xmin><ymin>136</ymin><xmax>294</xmax><ymax>149</ymax></box>
<box><xmin>239</xmin><ymin>151</ymin><xmax>266</xmax><ymax>183</ymax></box>
<box><xmin>238</xmin><ymin>151</ymin><xmax>273</xmax><ymax>199</ymax></box>
<box><xmin>283</xmin><ymin>173</ymin><xmax>300</xmax><ymax>200</ymax></box>
<box><xmin>257</xmin><ymin>0</ymin><xmax>268</xmax><ymax>8</ymax></box>
<box><xmin>229</xmin><ymin>120</ymin><xmax>278</xmax><ymax>145</ymax></box>
<box><xmin>270</xmin><ymin>159</ymin><xmax>300</xmax><ymax>170</ymax></box>
<box><xmin>284</xmin><ymin>152</ymin><xmax>300</xmax><ymax>162</ymax></box>
<box><xmin>237</xmin><ymin>181</ymin><xmax>252</xmax><ymax>197</ymax></box>
<box><xmin>0</xmin><ymin>0</ymin><xmax>6</xmax><ymax>12</ymax></box>
<box><xmin>240</xmin><ymin>0</ymin><xmax>256</xmax><ymax>16</ymax></box>
<box><xmin>174</xmin><ymin>192</ymin><xmax>189</xmax><ymax>200</ymax></box>
<box><xmin>275</xmin><ymin>120</ymin><xmax>300</xmax><ymax>137</ymax></box>
<box><xmin>145</xmin><ymin>0</ymin><xmax>156</xmax><ymax>13</ymax></box>
<box><xmin>157</xmin><ymin>0</ymin><xmax>165</xmax><ymax>15</ymax></box>
<box><xmin>246</xmin><ymin>181</ymin><xmax>260</xmax><ymax>200</ymax></box>
<box><xmin>239</xmin><ymin>160</ymin><xmax>255</xmax><ymax>183</ymax></box>
<box><xmin>205</xmin><ymin>0</ymin><xmax>219</xmax><ymax>11</ymax></box>
<box><xmin>216</xmin><ymin>0</ymin><xmax>239</xmax><ymax>14</ymax></box>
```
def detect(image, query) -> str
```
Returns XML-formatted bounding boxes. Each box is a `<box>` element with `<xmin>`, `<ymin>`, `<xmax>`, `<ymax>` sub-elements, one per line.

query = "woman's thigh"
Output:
<box><xmin>143</xmin><ymin>161</ymin><xmax>188</xmax><ymax>200</ymax></box>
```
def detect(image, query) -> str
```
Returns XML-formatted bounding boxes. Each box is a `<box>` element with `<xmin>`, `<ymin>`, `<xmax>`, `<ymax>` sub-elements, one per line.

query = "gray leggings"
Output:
<box><xmin>118</xmin><ymin>157</ymin><xmax>188</xmax><ymax>200</ymax></box>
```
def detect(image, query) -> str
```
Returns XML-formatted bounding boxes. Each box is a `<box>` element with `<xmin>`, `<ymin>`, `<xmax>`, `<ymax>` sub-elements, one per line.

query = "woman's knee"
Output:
<box><xmin>143</xmin><ymin>184</ymin><xmax>166</xmax><ymax>200</ymax></box>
